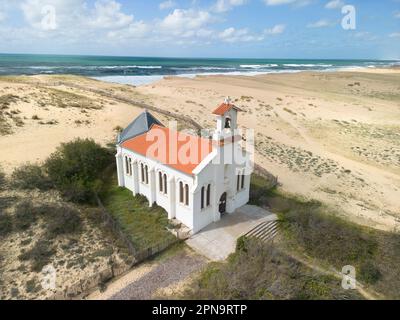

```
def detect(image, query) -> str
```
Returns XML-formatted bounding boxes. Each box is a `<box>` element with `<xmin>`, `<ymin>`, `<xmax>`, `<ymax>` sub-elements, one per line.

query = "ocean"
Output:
<box><xmin>0</xmin><ymin>53</ymin><xmax>398</xmax><ymax>86</ymax></box>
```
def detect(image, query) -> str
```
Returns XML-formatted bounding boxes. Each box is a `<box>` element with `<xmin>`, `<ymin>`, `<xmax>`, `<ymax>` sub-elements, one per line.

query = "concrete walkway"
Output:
<box><xmin>186</xmin><ymin>205</ymin><xmax>277</xmax><ymax>261</ymax></box>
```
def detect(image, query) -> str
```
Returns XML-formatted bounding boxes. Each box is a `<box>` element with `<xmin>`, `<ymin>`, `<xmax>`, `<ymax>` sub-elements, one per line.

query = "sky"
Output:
<box><xmin>0</xmin><ymin>0</ymin><xmax>399</xmax><ymax>59</ymax></box>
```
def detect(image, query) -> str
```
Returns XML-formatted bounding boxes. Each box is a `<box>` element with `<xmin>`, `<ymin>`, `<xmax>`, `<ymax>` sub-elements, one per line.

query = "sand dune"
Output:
<box><xmin>1</xmin><ymin>69</ymin><xmax>399</xmax><ymax>231</ymax></box>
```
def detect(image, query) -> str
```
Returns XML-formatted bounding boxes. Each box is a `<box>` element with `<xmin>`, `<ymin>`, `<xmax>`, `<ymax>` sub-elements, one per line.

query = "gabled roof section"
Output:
<box><xmin>121</xmin><ymin>125</ymin><xmax>213</xmax><ymax>176</ymax></box>
<box><xmin>212</xmin><ymin>99</ymin><xmax>242</xmax><ymax>116</ymax></box>
<box><xmin>118</xmin><ymin>111</ymin><xmax>163</xmax><ymax>144</ymax></box>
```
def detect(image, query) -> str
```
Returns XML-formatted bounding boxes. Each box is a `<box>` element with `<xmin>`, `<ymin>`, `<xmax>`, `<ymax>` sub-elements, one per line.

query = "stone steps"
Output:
<box><xmin>244</xmin><ymin>220</ymin><xmax>279</xmax><ymax>243</ymax></box>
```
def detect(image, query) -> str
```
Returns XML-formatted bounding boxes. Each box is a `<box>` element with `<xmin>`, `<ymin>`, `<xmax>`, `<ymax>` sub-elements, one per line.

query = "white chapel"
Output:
<box><xmin>115</xmin><ymin>98</ymin><xmax>252</xmax><ymax>234</ymax></box>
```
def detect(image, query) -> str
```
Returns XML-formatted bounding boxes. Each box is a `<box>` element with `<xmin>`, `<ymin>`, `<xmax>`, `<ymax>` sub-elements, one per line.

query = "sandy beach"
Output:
<box><xmin>1</xmin><ymin>68</ymin><xmax>399</xmax><ymax>232</ymax></box>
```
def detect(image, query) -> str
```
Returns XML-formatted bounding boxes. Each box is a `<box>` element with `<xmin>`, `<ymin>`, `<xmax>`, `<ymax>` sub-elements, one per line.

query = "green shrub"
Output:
<box><xmin>14</xmin><ymin>200</ymin><xmax>37</xmax><ymax>231</ymax></box>
<box><xmin>236</xmin><ymin>236</ymin><xmax>250</xmax><ymax>252</ymax></box>
<box><xmin>60</xmin><ymin>179</ymin><xmax>96</xmax><ymax>204</ymax></box>
<box><xmin>25</xmin><ymin>278</ymin><xmax>41</xmax><ymax>294</ymax></box>
<box><xmin>46</xmin><ymin>205</ymin><xmax>82</xmax><ymax>238</ymax></box>
<box><xmin>29</xmin><ymin>203</ymin><xmax>82</xmax><ymax>237</ymax></box>
<box><xmin>359</xmin><ymin>262</ymin><xmax>382</xmax><ymax>285</ymax></box>
<box><xmin>19</xmin><ymin>240</ymin><xmax>56</xmax><ymax>272</ymax></box>
<box><xmin>44</xmin><ymin>139</ymin><xmax>112</xmax><ymax>203</ymax></box>
<box><xmin>11</xmin><ymin>164</ymin><xmax>53</xmax><ymax>191</ymax></box>
<box><xmin>0</xmin><ymin>213</ymin><xmax>13</xmax><ymax>236</ymax></box>
<box><xmin>0</xmin><ymin>167</ymin><xmax>6</xmax><ymax>190</ymax></box>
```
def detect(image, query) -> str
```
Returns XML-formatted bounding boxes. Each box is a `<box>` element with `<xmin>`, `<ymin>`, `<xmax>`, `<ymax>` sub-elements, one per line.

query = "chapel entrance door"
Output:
<box><xmin>219</xmin><ymin>192</ymin><xmax>227</xmax><ymax>216</ymax></box>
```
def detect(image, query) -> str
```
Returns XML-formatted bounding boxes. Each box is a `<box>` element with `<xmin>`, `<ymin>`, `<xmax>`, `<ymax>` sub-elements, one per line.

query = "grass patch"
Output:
<box><xmin>99</xmin><ymin>170</ymin><xmax>175</xmax><ymax>251</ymax></box>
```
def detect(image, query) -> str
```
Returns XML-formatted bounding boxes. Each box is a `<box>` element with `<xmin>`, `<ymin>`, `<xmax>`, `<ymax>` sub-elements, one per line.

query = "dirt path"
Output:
<box><xmin>286</xmin><ymin>251</ymin><xmax>384</xmax><ymax>300</ymax></box>
<box><xmin>88</xmin><ymin>247</ymin><xmax>207</xmax><ymax>300</ymax></box>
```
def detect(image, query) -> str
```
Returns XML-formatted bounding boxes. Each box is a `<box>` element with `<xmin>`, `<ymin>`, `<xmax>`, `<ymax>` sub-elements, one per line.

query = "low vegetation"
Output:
<box><xmin>19</xmin><ymin>240</ymin><xmax>56</xmax><ymax>272</ymax></box>
<box><xmin>0</xmin><ymin>167</ymin><xmax>6</xmax><ymax>190</ymax></box>
<box><xmin>10</xmin><ymin>138</ymin><xmax>114</xmax><ymax>204</ymax></box>
<box><xmin>0</xmin><ymin>213</ymin><xmax>13</xmax><ymax>237</ymax></box>
<box><xmin>251</xmin><ymin>175</ymin><xmax>400</xmax><ymax>299</ymax></box>
<box><xmin>183</xmin><ymin>239</ymin><xmax>362</xmax><ymax>300</ymax></box>
<box><xmin>11</xmin><ymin>164</ymin><xmax>53</xmax><ymax>191</ymax></box>
<box><xmin>185</xmin><ymin>175</ymin><xmax>400</xmax><ymax>300</ymax></box>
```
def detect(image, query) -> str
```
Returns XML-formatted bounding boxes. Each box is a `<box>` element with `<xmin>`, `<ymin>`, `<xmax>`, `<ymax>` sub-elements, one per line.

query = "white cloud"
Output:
<box><xmin>213</xmin><ymin>0</ymin><xmax>247</xmax><ymax>13</ymax></box>
<box><xmin>394</xmin><ymin>12</ymin><xmax>400</xmax><ymax>19</ymax></box>
<box><xmin>307</xmin><ymin>19</ymin><xmax>334</xmax><ymax>28</ymax></box>
<box><xmin>353</xmin><ymin>31</ymin><xmax>377</xmax><ymax>41</ymax></box>
<box><xmin>160</xmin><ymin>9</ymin><xmax>213</xmax><ymax>34</ymax></box>
<box><xmin>87</xmin><ymin>0</ymin><xmax>134</xmax><ymax>29</ymax></box>
<box><xmin>264</xmin><ymin>24</ymin><xmax>286</xmax><ymax>34</ymax></box>
<box><xmin>263</xmin><ymin>0</ymin><xmax>311</xmax><ymax>6</ymax></box>
<box><xmin>2</xmin><ymin>1</ymin><xmax>265</xmax><ymax>49</ymax></box>
<box><xmin>325</xmin><ymin>0</ymin><xmax>344</xmax><ymax>9</ymax></box>
<box><xmin>218</xmin><ymin>27</ymin><xmax>264</xmax><ymax>42</ymax></box>
<box><xmin>107</xmin><ymin>21</ymin><xmax>150</xmax><ymax>40</ymax></box>
<box><xmin>389</xmin><ymin>32</ymin><xmax>400</xmax><ymax>38</ymax></box>
<box><xmin>159</xmin><ymin>1</ymin><xmax>176</xmax><ymax>10</ymax></box>
<box><xmin>20</xmin><ymin>0</ymin><xmax>133</xmax><ymax>31</ymax></box>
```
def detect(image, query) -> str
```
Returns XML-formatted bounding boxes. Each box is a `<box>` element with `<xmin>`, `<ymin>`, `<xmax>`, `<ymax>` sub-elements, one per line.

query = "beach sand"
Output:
<box><xmin>0</xmin><ymin>69</ymin><xmax>399</xmax><ymax>232</ymax></box>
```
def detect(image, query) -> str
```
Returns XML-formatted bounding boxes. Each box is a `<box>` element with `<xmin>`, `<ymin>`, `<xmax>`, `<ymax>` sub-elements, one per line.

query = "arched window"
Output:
<box><xmin>125</xmin><ymin>156</ymin><xmax>130</xmax><ymax>175</ymax></box>
<box><xmin>145</xmin><ymin>165</ymin><xmax>149</xmax><ymax>184</ymax></box>
<box><xmin>128</xmin><ymin>158</ymin><xmax>132</xmax><ymax>176</ymax></box>
<box><xmin>159</xmin><ymin>172</ymin><xmax>163</xmax><ymax>192</ymax></box>
<box><xmin>206</xmin><ymin>184</ymin><xmax>211</xmax><ymax>207</ymax></box>
<box><xmin>225</xmin><ymin>117</ymin><xmax>231</xmax><ymax>129</ymax></box>
<box><xmin>185</xmin><ymin>184</ymin><xmax>189</xmax><ymax>206</ymax></box>
<box><xmin>141</xmin><ymin>163</ymin><xmax>145</xmax><ymax>182</ymax></box>
<box><xmin>201</xmin><ymin>187</ymin><xmax>205</xmax><ymax>210</ymax></box>
<box><xmin>163</xmin><ymin>174</ymin><xmax>168</xmax><ymax>195</ymax></box>
<box><xmin>179</xmin><ymin>182</ymin><xmax>184</xmax><ymax>203</ymax></box>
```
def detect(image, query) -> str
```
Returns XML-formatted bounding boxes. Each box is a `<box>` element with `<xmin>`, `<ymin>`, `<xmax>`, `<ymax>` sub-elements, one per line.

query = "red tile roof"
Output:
<box><xmin>121</xmin><ymin>125</ymin><xmax>213</xmax><ymax>175</ymax></box>
<box><xmin>212</xmin><ymin>102</ymin><xmax>241</xmax><ymax>116</ymax></box>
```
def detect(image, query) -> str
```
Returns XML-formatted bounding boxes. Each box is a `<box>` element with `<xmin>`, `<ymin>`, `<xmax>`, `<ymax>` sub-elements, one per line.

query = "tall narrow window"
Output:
<box><xmin>145</xmin><ymin>165</ymin><xmax>149</xmax><ymax>184</ymax></box>
<box><xmin>179</xmin><ymin>182</ymin><xmax>184</xmax><ymax>203</ymax></box>
<box><xmin>185</xmin><ymin>184</ymin><xmax>189</xmax><ymax>206</ymax></box>
<box><xmin>159</xmin><ymin>172</ymin><xmax>163</xmax><ymax>192</ymax></box>
<box><xmin>206</xmin><ymin>184</ymin><xmax>211</xmax><ymax>207</ymax></box>
<box><xmin>163</xmin><ymin>174</ymin><xmax>168</xmax><ymax>195</ymax></box>
<box><xmin>128</xmin><ymin>158</ymin><xmax>132</xmax><ymax>176</ymax></box>
<box><xmin>125</xmin><ymin>157</ymin><xmax>130</xmax><ymax>175</ymax></box>
<box><xmin>141</xmin><ymin>163</ymin><xmax>145</xmax><ymax>182</ymax></box>
<box><xmin>241</xmin><ymin>172</ymin><xmax>245</xmax><ymax>190</ymax></box>
<box><xmin>237</xmin><ymin>174</ymin><xmax>241</xmax><ymax>191</ymax></box>
<box><xmin>201</xmin><ymin>187</ymin><xmax>205</xmax><ymax>210</ymax></box>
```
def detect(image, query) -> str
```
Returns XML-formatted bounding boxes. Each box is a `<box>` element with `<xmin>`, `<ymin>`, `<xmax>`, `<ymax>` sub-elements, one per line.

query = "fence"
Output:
<box><xmin>253</xmin><ymin>163</ymin><xmax>279</xmax><ymax>189</ymax></box>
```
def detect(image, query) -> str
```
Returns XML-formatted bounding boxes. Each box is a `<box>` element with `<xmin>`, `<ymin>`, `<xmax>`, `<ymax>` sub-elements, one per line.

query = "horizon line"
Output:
<box><xmin>0</xmin><ymin>52</ymin><xmax>397</xmax><ymax>62</ymax></box>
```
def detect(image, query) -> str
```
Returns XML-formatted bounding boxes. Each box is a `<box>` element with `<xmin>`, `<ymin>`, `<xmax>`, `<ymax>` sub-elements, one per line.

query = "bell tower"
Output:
<box><xmin>212</xmin><ymin>97</ymin><xmax>240</xmax><ymax>141</ymax></box>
